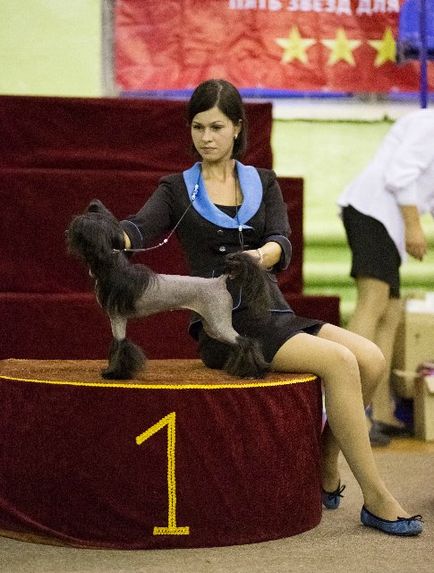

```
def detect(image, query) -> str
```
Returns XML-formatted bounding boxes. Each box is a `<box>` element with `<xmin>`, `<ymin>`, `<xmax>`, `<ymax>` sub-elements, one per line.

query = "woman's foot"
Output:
<box><xmin>368</xmin><ymin>421</ymin><xmax>391</xmax><ymax>447</ymax></box>
<box><xmin>366</xmin><ymin>411</ymin><xmax>411</xmax><ymax>446</ymax></box>
<box><xmin>361</xmin><ymin>506</ymin><xmax>423</xmax><ymax>536</ymax></box>
<box><xmin>363</xmin><ymin>491</ymin><xmax>412</xmax><ymax>522</ymax></box>
<box><xmin>372</xmin><ymin>420</ymin><xmax>413</xmax><ymax>437</ymax></box>
<box><xmin>367</xmin><ymin>404</ymin><xmax>411</xmax><ymax>436</ymax></box>
<box><xmin>322</xmin><ymin>483</ymin><xmax>346</xmax><ymax>509</ymax></box>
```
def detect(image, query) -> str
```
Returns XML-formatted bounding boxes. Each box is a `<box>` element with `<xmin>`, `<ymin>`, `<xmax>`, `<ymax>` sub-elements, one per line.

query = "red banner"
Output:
<box><xmin>115</xmin><ymin>0</ymin><xmax>434</xmax><ymax>94</ymax></box>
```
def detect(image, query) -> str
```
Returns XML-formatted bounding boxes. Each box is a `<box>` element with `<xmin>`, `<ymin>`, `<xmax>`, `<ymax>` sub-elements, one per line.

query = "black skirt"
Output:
<box><xmin>197</xmin><ymin>309</ymin><xmax>324</xmax><ymax>367</ymax></box>
<box><xmin>342</xmin><ymin>205</ymin><xmax>401</xmax><ymax>298</ymax></box>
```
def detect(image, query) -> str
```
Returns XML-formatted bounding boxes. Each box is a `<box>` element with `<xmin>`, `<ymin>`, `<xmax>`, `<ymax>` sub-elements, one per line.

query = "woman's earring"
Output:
<box><xmin>234</xmin><ymin>134</ymin><xmax>238</xmax><ymax>140</ymax></box>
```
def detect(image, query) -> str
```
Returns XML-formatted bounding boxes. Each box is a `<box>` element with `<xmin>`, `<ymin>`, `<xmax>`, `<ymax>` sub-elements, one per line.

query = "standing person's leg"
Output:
<box><xmin>371</xmin><ymin>297</ymin><xmax>406</xmax><ymax>427</ymax></box>
<box><xmin>346</xmin><ymin>277</ymin><xmax>392</xmax><ymax>444</ymax></box>
<box><xmin>271</xmin><ymin>327</ymin><xmax>412</xmax><ymax>522</ymax></box>
<box><xmin>341</xmin><ymin>206</ymin><xmax>390</xmax><ymax>343</ymax></box>
<box><xmin>342</xmin><ymin>205</ymin><xmax>406</xmax><ymax>442</ymax></box>
<box><xmin>346</xmin><ymin>277</ymin><xmax>390</xmax><ymax>341</ymax></box>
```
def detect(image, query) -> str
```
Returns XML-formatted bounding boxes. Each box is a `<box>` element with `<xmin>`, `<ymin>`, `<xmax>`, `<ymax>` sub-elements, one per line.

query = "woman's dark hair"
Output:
<box><xmin>187</xmin><ymin>79</ymin><xmax>248</xmax><ymax>159</ymax></box>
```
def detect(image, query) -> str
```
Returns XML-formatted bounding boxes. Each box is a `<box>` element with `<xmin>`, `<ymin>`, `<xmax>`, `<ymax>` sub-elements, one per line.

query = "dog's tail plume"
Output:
<box><xmin>224</xmin><ymin>336</ymin><xmax>270</xmax><ymax>379</ymax></box>
<box><xmin>224</xmin><ymin>252</ymin><xmax>271</xmax><ymax>316</ymax></box>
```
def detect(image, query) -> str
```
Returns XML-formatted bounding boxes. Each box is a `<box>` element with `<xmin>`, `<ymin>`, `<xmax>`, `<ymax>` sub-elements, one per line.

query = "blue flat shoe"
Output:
<box><xmin>361</xmin><ymin>506</ymin><xmax>423</xmax><ymax>536</ymax></box>
<box><xmin>321</xmin><ymin>483</ymin><xmax>346</xmax><ymax>509</ymax></box>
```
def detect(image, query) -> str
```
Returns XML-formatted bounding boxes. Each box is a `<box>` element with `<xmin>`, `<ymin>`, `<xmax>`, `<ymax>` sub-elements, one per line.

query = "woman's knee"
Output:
<box><xmin>310</xmin><ymin>343</ymin><xmax>361</xmax><ymax>383</ymax></box>
<box><xmin>329</xmin><ymin>344</ymin><xmax>360</xmax><ymax>375</ymax></box>
<box><xmin>272</xmin><ymin>332</ymin><xmax>361</xmax><ymax>380</ymax></box>
<box><xmin>357</xmin><ymin>339</ymin><xmax>386</xmax><ymax>383</ymax></box>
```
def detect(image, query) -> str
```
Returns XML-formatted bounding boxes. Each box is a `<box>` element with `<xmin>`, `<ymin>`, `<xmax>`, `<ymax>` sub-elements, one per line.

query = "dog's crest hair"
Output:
<box><xmin>67</xmin><ymin>200</ymin><xmax>155</xmax><ymax>315</ymax></box>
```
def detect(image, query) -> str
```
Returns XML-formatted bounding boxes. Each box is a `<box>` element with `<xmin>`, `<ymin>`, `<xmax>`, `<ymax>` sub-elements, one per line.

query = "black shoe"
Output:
<box><xmin>369</xmin><ymin>422</ymin><xmax>391</xmax><ymax>447</ymax></box>
<box><xmin>373</xmin><ymin>420</ymin><xmax>413</xmax><ymax>438</ymax></box>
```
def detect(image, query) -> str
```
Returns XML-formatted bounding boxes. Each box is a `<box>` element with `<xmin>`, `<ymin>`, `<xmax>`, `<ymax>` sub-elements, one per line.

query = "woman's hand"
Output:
<box><xmin>401</xmin><ymin>205</ymin><xmax>427</xmax><ymax>260</ymax></box>
<box><xmin>405</xmin><ymin>225</ymin><xmax>427</xmax><ymax>260</ymax></box>
<box><xmin>243</xmin><ymin>242</ymin><xmax>282</xmax><ymax>269</ymax></box>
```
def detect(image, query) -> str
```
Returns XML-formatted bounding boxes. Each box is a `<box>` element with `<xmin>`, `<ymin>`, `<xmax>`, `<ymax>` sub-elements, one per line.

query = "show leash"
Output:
<box><xmin>113</xmin><ymin>184</ymin><xmax>199</xmax><ymax>254</ymax></box>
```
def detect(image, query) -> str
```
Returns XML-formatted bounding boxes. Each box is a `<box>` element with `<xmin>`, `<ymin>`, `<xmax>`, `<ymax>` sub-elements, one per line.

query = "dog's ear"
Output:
<box><xmin>87</xmin><ymin>199</ymin><xmax>109</xmax><ymax>214</ymax></box>
<box><xmin>87</xmin><ymin>199</ymin><xmax>104</xmax><ymax>213</ymax></box>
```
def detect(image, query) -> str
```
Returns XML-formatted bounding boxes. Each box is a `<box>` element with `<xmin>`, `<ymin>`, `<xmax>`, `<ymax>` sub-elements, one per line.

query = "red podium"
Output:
<box><xmin>0</xmin><ymin>359</ymin><xmax>322</xmax><ymax>549</ymax></box>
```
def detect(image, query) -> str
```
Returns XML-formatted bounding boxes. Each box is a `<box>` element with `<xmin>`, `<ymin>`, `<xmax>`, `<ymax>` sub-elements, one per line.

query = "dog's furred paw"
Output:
<box><xmin>102</xmin><ymin>338</ymin><xmax>146</xmax><ymax>380</ymax></box>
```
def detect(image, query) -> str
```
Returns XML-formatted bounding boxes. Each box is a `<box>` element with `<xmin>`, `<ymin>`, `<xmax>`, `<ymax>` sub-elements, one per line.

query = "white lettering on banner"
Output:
<box><xmin>228</xmin><ymin>0</ymin><xmax>399</xmax><ymax>12</ymax></box>
<box><xmin>356</xmin><ymin>0</ymin><xmax>399</xmax><ymax>13</ymax></box>
<box><xmin>336</xmin><ymin>0</ymin><xmax>352</xmax><ymax>15</ymax></box>
<box><xmin>373</xmin><ymin>0</ymin><xmax>386</xmax><ymax>10</ymax></box>
<box><xmin>299</xmin><ymin>0</ymin><xmax>313</xmax><ymax>11</ymax></box>
<box><xmin>228</xmin><ymin>0</ymin><xmax>282</xmax><ymax>8</ymax></box>
<box><xmin>288</xmin><ymin>0</ymin><xmax>351</xmax><ymax>13</ymax></box>
<box><xmin>311</xmin><ymin>0</ymin><xmax>324</xmax><ymax>11</ymax></box>
<box><xmin>386</xmin><ymin>0</ymin><xmax>400</xmax><ymax>11</ymax></box>
<box><xmin>357</xmin><ymin>0</ymin><xmax>372</xmax><ymax>13</ymax></box>
<box><xmin>324</xmin><ymin>0</ymin><xmax>337</xmax><ymax>12</ymax></box>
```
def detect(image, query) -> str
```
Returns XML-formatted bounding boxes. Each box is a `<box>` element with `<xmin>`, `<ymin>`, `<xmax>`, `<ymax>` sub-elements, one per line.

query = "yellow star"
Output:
<box><xmin>321</xmin><ymin>28</ymin><xmax>361</xmax><ymax>66</ymax></box>
<box><xmin>368</xmin><ymin>27</ymin><xmax>396</xmax><ymax>66</ymax></box>
<box><xmin>275</xmin><ymin>26</ymin><xmax>316</xmax><ymax>64</ymax></box>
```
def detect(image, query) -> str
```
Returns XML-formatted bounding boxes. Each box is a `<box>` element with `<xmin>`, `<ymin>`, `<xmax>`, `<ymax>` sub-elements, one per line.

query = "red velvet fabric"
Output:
<box><xmin>0</xmin><ymin>293</ymin><xmax>339</xmax><ymax>361</ymax></box>
<box><xmin>1</xmin><ymin>170</ymin><xmax>304</xmax><ymax>295</ymax></box>
<box><xmin>0</xmin><ymin>359</ymin><xmax>322</xmax><ymax>549</ymax></box>
<box><xmin>0</xmin><ymin>95</ymin><xmax>339</xmax><ymax>361</ymax></box>
<box><xmin>0</xmin><ymin>95</ymin><xmax>273</xmax><ymax>172</ymax></box>
<box><xmin>2</xmin><ymin>169</ymin><xmax>189</xmax><ymax>293</ymax></box>
<box><xmin>0</xmin><ymin>294</ymin><xmax>195</xmax><ymax>360</ymax></box>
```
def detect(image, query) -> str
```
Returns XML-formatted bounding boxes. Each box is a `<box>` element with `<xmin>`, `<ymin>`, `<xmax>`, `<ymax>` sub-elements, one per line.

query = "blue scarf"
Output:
<box><xmin>182</xmin><ymin>161</ymin><xmax>262</xmax><ymax>229</ymax></box>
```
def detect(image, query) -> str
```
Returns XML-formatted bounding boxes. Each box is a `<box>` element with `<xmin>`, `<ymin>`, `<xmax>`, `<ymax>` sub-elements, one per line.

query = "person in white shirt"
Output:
<box><xmin>338</xmin><ymin>109</ymin><xmax>434</xmax><ymax>446</ymax></box>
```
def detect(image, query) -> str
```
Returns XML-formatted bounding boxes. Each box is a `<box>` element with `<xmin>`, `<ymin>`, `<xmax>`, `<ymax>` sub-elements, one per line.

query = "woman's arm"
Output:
<box><xmin>120</xmin><ymin>179</ymin><xmax>176</xmax><ymax>250</ymax></box>
<box><xmin>400</xmin><ymin>205</ymin><xmax>427</xmax><ymax>260</ymax></box>
<box><xmin>246</xmin><ymin>170</ymin><xmax>291</xmax><ymax>270</ymax></box>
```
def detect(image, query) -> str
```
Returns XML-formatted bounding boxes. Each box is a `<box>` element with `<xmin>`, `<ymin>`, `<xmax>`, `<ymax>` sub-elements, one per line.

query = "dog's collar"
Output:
<box><xmin>182</xmin><ymin>161</ymin><xmax>262</xmax><ymax>230</ymax></box>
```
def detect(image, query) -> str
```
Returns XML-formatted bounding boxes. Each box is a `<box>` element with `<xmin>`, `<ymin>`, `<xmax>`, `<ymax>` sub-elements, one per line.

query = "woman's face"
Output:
<box><xmin>191</xmin><ymin>106</ymin><xmax>240</xmax><ymax>163</ymax></box>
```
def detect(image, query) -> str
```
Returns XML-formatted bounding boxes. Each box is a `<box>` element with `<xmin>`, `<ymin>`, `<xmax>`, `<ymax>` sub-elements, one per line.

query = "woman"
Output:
<box><xmin>338</xmin><ymin>110</ymin><xmax>434</xmax><ymax>447</ymax></box>
<box><xmin>121</xmin><ymin>79</ymin><xmax>422</xmax><ymax>536</ymax></box>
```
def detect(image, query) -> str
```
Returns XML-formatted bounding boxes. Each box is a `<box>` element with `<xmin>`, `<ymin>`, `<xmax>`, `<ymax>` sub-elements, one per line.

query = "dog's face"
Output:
<box><xmin>66</xmin><ymin>199</ymin><xmax>125</xmax><ymax>270</ymax></box>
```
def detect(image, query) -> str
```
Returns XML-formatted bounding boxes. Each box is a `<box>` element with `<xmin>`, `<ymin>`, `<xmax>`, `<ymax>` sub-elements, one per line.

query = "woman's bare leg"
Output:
<box><xmin>348</xmin><ymin>277</ymin><xmax>404</xmax><ymax>426</ymax></box>
<box><xmin>347</xmin><ymin>277</ymin><xmax>390</xmax><ymax>340</ymax></box>
<box><xmin>371</xmin><ymin>297</ymin><xmax>404</xmax><ymax>426</ymax></box>
<box><xmin>271</xmin><ymin>327</ymin><xmax>410</xmax><ymax>520</ymax></box>
<box><xmin>314</xmin><ymin>324</ymin><xmax>384</xmax><ymax>492</ymax></box>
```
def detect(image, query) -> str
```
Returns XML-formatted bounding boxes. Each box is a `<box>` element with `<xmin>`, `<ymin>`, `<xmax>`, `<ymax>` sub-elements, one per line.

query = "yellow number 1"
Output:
<box><xmin>136</xmin><ymin>412</ymin><xmax>190</xmax><ymax>536</ymax></box>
